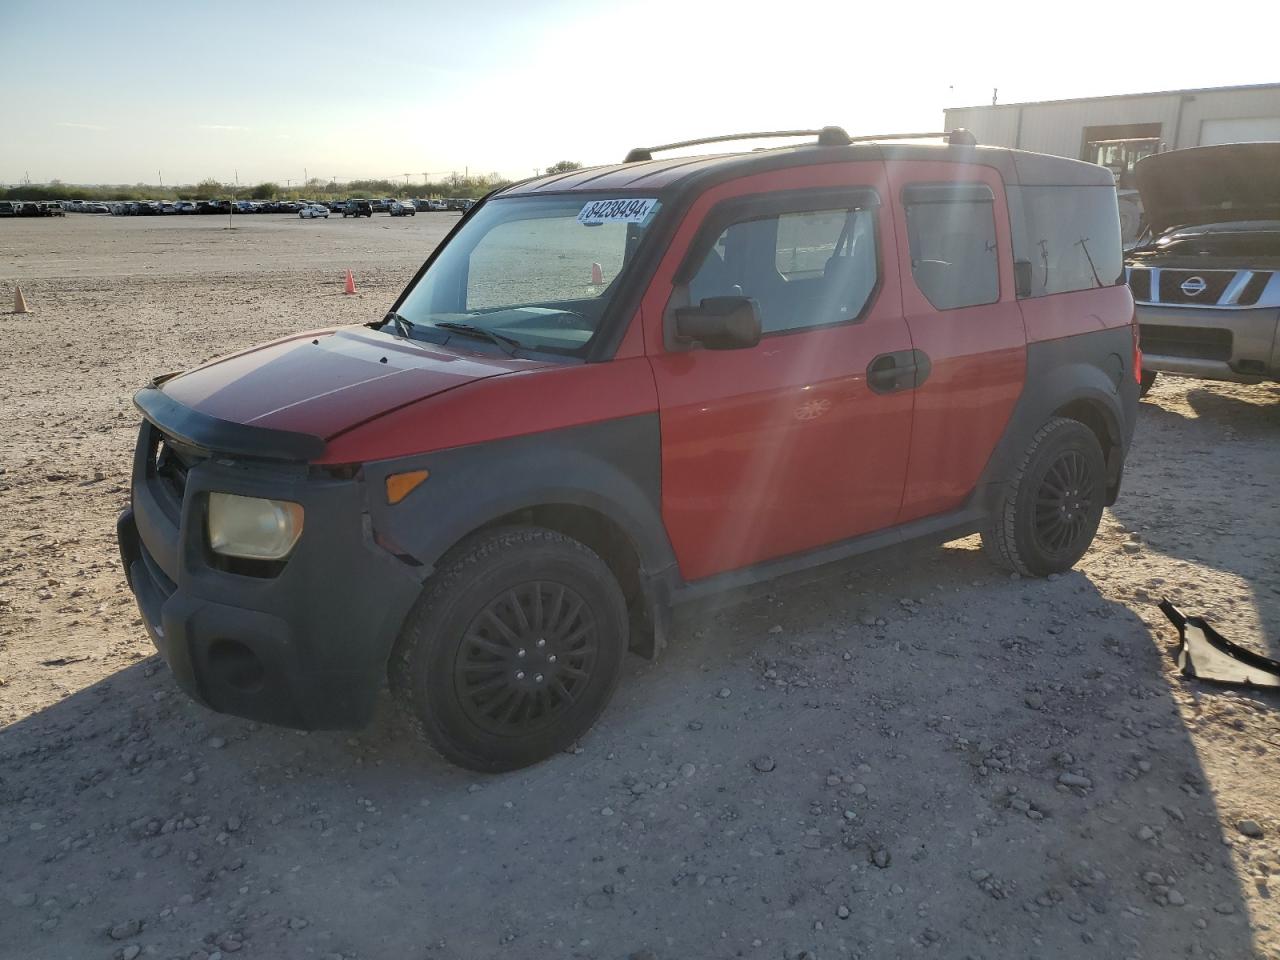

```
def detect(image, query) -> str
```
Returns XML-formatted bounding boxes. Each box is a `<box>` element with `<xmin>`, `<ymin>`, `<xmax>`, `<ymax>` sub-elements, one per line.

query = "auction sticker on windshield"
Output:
<box><xmin>577</xmin><ymin>198</ymin><xmax>659</xmax><ymax>225</ymax></box>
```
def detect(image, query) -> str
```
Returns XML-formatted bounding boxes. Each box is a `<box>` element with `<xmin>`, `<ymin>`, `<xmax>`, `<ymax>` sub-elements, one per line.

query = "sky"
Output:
<box><xmin>1</xmin><ymin>0</ymin><xmax>1276</xmax><ymax>187</ymax></box>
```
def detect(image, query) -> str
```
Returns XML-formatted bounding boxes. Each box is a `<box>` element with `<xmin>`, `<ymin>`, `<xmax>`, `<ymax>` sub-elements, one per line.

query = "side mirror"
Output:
<box><xmin>674</xmin><ymin>296</ymin><xmax>762</xmax><ymax>350</ymax></box>
<box><xmin>1013</xmin><ymin>259</ymin><xmax>1033</xmax><ymax>299</ymax></box>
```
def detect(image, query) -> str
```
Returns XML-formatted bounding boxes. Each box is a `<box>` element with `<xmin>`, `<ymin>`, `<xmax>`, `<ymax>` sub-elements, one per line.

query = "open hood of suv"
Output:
<box><xmin>1136</xmin><ymin>143</ymin><xmax>1280</xmax><ymax>235</ymax></box>
<box><xmin>157</xmin><ymin>327</ymin><xmax>539</xmax><ymax>443</ymax></box>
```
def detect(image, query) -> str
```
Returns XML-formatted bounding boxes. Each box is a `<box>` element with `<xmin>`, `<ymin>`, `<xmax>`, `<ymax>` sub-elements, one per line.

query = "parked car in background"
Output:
<box><xmin>117</xmin><ymin>126</ymin><xmax>1139</xmax><ymax>772</ymax></box>
<box><xmin>174</xmin><ymin>201</ymin><xmax>197</xmax><ymax>214</ymax></box>
<box><xmin>84</xmin><ymin>202</ymin><xmax>110</xmax><ymax>214</ymax></box>
<box><xmin>36</xmin><ymin>201</ymin><xmax>66</xmax><ymax>216</ymax></box>
<box><xmin>299</xmin><ymin>203</ymin><xmax>330</xmax><ymax>219</ymax></box>
<box><xmin>1127</xmin><ymin>143</ymin><xmax>1280</xmax><ymax>392</ymax></box>
<box><xmin>0</xmin><ymin>201</ymin><xmax>15</xmax><ymax>217</ymax></box>
<box><xmin>426</xmin><ymin>198</ymin><xmax>448</xmax><ymax>212</ymax></box>
<box><xmin>370</xmin><ymin>198</ymin><xmax>391</xmax><ymax>212</ymax></box>
<box><xmin>342</xmin><ymin>199</ymin><xmax>373</xmax><ymax>218</ymax></box>
<box><xmin>390</xmin><ymin>199</ymin><xmax>416</xmax><ymax>217</ymax></box>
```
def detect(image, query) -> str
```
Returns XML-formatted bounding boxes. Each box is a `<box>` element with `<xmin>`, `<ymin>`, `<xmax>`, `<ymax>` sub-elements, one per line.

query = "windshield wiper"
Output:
<box><xmin>433</xmin><ymin>321</ymin><xmax>522</xmax><ymax>356</ymax></box>
<box><xmin>385</xmin><ymin>311</ymin><xmax>415</xmax><ymax>338</ymax></box>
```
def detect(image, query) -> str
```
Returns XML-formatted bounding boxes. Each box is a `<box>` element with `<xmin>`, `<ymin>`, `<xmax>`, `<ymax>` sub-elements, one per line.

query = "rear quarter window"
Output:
<box><xmin>1009</xmin><ymin>185</ymin><xmax>1123</xmax><ymax>297</ymax></box>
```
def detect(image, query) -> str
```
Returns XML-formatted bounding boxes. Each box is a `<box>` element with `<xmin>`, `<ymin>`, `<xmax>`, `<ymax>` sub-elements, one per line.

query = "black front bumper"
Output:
<box><xmin>117</xmin><ymin>419</ymin><xmax>424</xmax><ymax>730</ymax></box>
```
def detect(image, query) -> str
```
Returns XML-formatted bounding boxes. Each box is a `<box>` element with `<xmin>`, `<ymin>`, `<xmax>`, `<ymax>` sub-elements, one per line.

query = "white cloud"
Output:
<box><xmin>56</xmin><ymin>122</ymin><xmax>106</xmax><ymax>131</ymax></box>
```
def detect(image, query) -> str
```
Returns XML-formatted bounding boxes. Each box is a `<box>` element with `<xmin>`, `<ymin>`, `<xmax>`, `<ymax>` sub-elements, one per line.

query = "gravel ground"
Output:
<box><xmin>1</xmin><ymin>216</ymin><xmax>1278</xmax><ymax>960</ymax></box>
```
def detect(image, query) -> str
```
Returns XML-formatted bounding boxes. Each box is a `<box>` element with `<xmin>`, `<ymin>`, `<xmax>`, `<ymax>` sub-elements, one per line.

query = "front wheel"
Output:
<box><xmin>390</xmin><ymin>527</ymin><xmax>628</xmax><ymax>772</ymax></box>
<box><xmin>981</xmin><ymin>417</ymin><xmax>1106</xmax><ymax>577</ymax></box>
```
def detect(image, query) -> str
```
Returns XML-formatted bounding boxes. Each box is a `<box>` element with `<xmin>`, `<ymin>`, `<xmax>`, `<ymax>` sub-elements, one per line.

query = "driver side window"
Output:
<box><xmin>685</xmin><ymin>201</ymin><xmax>879</xmax><ymax>335</ymax></box>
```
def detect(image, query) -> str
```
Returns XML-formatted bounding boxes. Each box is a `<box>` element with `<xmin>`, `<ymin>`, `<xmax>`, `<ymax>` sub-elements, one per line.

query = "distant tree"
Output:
<box><xmin>250</xmin><ymin>182</ymin><xmax>279</xmax><ymax>200</ymax></box>
<box><xmin>545</xmin><ymin>161</ymin><xmax>582</xmax><ymax>174</ymax></box>
<box><xmin>194</xmin><ymin>177</ymin><xmax>223</xmax><ymax>199</ymax></box>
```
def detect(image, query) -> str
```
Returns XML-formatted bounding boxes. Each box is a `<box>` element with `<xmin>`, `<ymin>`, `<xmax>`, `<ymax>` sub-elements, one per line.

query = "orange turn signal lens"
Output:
<box><xmin>385</xmin><ymin>469</ymin><xmax>429</xmax><ymax>505</ymax></box>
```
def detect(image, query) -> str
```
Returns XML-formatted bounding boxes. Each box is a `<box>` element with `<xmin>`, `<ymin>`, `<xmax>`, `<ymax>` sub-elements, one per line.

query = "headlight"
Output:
<box><xmin>207</xmin><ymin>493</ymin><xmax>304</xmax><ymax>560</ymax></box>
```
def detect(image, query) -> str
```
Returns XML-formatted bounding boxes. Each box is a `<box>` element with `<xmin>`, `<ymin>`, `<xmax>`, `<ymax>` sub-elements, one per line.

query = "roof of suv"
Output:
<box><xmin>500</xmin><ymin>136</ymin><xmax>1112</xmax><ymax>200</ymax></box>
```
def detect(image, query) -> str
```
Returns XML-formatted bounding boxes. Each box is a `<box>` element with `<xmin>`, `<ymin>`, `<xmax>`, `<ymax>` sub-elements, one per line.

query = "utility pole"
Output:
<box><xmin>304</xmin><ymin>167</ymin><xmax>308</xmax><ymax>188</ymax></box>
<box><xmin>234</xmin><ymin>169</ymin><xmax>239</xmax><ymax>186</ymax></box>
<box><xmin>158</xmin><ymin>170</ymin><xmax>163</xmax><ymax>187</ymax></box>
<box><xmin>992</xmin><ymin>87</ymin><xmax>998</xmax><ymax>106</ymax></box>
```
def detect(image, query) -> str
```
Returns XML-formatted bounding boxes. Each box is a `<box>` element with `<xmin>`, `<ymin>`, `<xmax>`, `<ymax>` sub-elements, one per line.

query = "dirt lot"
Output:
<box><xmin>1</xmin><ymin>215</ymin><xmax>1278</xmax><ymax>960</ymax></box>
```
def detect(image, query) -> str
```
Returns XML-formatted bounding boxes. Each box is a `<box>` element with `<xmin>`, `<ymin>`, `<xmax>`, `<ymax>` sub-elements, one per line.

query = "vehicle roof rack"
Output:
<box><xmin>843</xmin><ymin>128</ymin><xmax>979</xmax><ymax>147</ymax></box>
<box><xmin>623</xmin><ymin>126</ymin><xmax>977</xmax><ymax>162</ymax></box>
<box><xmin>623</xmin><ymin>126</ymin><xmax>854</xmax><ymax>163</ymax></box>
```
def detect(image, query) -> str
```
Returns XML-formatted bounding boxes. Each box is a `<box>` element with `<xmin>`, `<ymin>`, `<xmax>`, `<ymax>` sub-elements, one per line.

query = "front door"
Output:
<box><xmin>643</xmin><ymin>163</ymin><xmax>917</xmax><ymax>583</ymax></box>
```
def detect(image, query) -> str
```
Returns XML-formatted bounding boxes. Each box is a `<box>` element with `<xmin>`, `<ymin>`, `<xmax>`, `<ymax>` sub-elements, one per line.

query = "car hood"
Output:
<box><xmin>157</xmin><ymin>327</ymin><xmax>542</xmax><ymax>442</ymax></box>
<box><xmin>1136</xmin><ymin>143</ymin><xmax>1280</xmax><ymax>235</ymax></box>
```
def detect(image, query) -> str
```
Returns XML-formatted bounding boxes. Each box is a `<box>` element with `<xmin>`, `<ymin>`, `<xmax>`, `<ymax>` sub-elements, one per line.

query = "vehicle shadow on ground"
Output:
<box><xmin>1113</xmin><ymin>387</ymin><xmax>1280</xmax><ymax>649</ymax></box>
<box><xmin>0</xmin><ymin>541</ymin><xmax>1260</xmax><ymax>959</ymax></box>
<box><xmin>1185</xmin><ymin>385</ymin><xmax>1280</xmax><ymax>435</ymax></box>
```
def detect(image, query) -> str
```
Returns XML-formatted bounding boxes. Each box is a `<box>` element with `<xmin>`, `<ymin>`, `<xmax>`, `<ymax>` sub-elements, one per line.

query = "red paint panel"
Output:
<box><xmin>161</xmin><ymin>327</ymin><xmax>538</xmax><ymax>439</ymax></box>
<box><xmin>1020</xmin><ymin>283</ymin><xmax>1135</xmax><ymax>343</ymax></box>
<box><xmin>318</xmin><ymin>356</ymin><xmax>658</xmax><ymax>464</ymax></box>
<box><xmin>642</xmin><ymin>162</ymin><xmax>916</xmax><ymax>582</ymax></box>
<box><xmin>884</xmin><ymin>161</ymin><xmax>1028</xmax><ymax>523</ymax></box>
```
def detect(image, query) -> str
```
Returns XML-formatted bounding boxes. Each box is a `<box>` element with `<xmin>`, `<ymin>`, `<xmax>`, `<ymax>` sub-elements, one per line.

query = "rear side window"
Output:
<box><xmin>685</xmin><ymin>201</ymin><xmax>879</xmax><ymax>334</ymax></box>
<box><xmin>1009</xmin><ymin>185</ymin><xmax>1124</xmax><ymax>297</ymax></box>
<box><xmin>902</xmin><ymin>184</ymin><xmax>999</xmax><ymax>311</ymax></box>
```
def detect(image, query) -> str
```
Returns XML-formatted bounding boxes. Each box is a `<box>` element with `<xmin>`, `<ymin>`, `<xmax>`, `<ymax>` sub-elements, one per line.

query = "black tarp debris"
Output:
<box><xmin>1161</xmin><ymin>599</ymin><xmax>1280</xmax><ymax>690</ymax></box>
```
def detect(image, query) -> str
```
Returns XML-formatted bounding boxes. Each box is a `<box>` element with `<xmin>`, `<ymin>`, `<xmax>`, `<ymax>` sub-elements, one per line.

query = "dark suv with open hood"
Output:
<box><xmin>1127</xmin><ymin>143</ymin><xmax>1280</xmax><ymax>392</ymax></box>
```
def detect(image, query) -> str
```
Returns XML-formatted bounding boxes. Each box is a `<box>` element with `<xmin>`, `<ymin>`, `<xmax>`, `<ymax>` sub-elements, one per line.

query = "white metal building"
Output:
<box><xmin>944</xmin><ymin>83</ymin><xmax>1280</xmax><ymax>165</ymax></box>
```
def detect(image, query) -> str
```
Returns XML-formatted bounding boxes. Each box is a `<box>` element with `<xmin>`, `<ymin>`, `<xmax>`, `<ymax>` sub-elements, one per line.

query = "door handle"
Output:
<box><xmin>867</xmin><ymin>350</ymin><xmax>931</xmax><ymax>394</ymax></box>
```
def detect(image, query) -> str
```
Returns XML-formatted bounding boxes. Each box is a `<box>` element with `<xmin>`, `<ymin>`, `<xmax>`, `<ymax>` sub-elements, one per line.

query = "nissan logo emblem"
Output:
<box><xmin>1181</xmin><ymin>276</ymin><xmax>1208</xmax><ymax>297</ymax></box>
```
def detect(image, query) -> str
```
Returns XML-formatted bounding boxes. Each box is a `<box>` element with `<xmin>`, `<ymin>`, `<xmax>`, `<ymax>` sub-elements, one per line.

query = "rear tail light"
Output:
<box><xmin>1131</xmin><ymin>307</ymin><xmax>1143</xmax><ymax>384</ymax></box>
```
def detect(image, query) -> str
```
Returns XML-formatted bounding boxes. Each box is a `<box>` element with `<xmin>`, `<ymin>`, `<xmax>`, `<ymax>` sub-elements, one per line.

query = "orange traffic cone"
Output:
<box><xmin>343</xmin><ymin>270</ymin><xmax>357</xmax><ymax>295</ymax></box>
<box><xmin>13</xmin><ymin>285</ymin><xmax>30</xmax><ymax>314</ymax></box>
<box><xmin>590</xmin><ymin>262</ymin><xmax>603</xmax><ymax>286</ymax></box>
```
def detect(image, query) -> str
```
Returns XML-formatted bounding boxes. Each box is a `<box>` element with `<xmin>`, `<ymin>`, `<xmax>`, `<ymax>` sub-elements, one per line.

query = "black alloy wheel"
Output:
<box><xmin>454</xmin><ymin>582</ymin><xmax>598</xmax><ymax>737</ymax></box>
<box><xmin>390</xmin><ymin>526</ymin><xmax>628</xmax><ymax>772</ymax></box>
<box><xmin>1032</xmin><ymin>449</ymin><xmax>1097</xmax><ymax>560</ymax></box>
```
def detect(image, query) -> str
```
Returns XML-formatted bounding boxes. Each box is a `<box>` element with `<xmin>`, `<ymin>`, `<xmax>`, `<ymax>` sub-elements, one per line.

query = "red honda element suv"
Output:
<box><xmin>118</xmin><ymin>127</ymin><xmax>1140</xmax><ymax>771</ymax></box>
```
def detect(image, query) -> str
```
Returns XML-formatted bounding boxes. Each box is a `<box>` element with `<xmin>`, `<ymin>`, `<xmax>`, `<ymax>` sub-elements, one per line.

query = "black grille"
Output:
<box><xmin>148</xmin><ymin>431</ymin><xmax>206</xmax><ymax>520</ymax></box>
<box><xmin>1127</xmin><ymin>268</ymin><xmax>1152</xmax><ymax>302</ymax></box>
<box><xmin>1157</xmin><ymin>270</ymin><xmax>1234</xmax><ymax>305</ymax></box>
<box><xmin>155</xmin><ymin>440</ymin><xmax>190</xmax><ymax>502</ymax></box>
<box><xmin>1139</xmin><ymin>324</ymin><xmax>1232</xmax><ymax>361</ymax></box>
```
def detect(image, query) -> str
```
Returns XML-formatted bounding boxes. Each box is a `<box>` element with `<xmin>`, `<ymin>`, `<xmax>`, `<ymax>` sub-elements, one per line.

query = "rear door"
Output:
<box><xmin>643</xmin><ymin>163</ymin><xmax>916</xmax><ymax>582</ymax></box>
<box><xmin>885</xmin><ymin>162</ymin><xmax>1027</xmax><ymax>523</ymax></box>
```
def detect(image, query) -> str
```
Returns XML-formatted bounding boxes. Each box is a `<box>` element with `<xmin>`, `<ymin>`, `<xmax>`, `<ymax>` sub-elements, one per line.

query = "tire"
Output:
<box><xmin>1139</xmin><ymin>369</ymin><xmax>1157</xmax><ymax>398</ymax></box>
<box><xmin>981</xmin><ymin>417</ymin><xmax>1106</xmax><ymax>577</ymax></box>
<box><xmin>390</xmin><ymin>526</ymin><xmax>629</xmax><ymax>772</ymax></box>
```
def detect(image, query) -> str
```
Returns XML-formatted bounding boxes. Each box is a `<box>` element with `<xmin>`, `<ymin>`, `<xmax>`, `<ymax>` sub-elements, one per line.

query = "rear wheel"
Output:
<box><xmin>1139</xmin><ymin>369</ymin><xmax>1157</xmax><ymax>397</ymax></box>
<box><xmin>390</xmin><ymin>527</ymin><xmax>628</xmax><ymax>772</ymax></box>
<box><xmin>981</xmin><ymin>417</ymin><xmax>1106</xmax><ymax>577</ymax></box>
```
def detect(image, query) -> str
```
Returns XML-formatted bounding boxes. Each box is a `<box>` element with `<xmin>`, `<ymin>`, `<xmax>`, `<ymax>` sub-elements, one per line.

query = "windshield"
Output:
<box><xmin>387</xmin><ymin>193</ymin><xmax>663</xmax><ymax>358</ymax></box>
